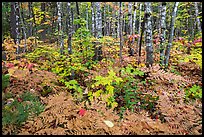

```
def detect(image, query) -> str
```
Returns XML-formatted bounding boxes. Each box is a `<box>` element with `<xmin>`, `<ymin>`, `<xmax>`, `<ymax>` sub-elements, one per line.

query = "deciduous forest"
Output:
<box><xmin>2</xmin><ymin>2</ymin><xmax>202</xmax><ymax>135</ymax></box>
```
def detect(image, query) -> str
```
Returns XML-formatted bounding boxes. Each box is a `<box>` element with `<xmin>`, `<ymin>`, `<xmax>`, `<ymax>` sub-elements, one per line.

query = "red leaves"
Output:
<box><xmin>193</xmin><ymin>38</ymin><xmax>202</xmax><ymax>45</ymax></box>
<box><xmin>78</xmin><ymin>108</ymin><xmax>86</xmax><ymax>117</ymax></box>
<box><xmin>5</xmin><ymin>63</ymin><xmax>14</xmax><ymax>68</ymax></box>
<box><xmin>27</xmin><ymin>63</ymin><xmax>34</xmax><ymax>70</ymax></box>
<box><xmin>17</xmin><ymin>98</ymin><xmax>23</xmax><ymax>102</ymax></box>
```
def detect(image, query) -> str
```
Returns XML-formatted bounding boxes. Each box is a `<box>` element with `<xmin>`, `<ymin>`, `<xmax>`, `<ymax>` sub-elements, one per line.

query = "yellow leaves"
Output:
<box><xmin>8</xmin><ymin>67</ymin><xmax>18</xmax><ymax>76</ymax></box>
<box><xmin>37</xmin><ymin>29</ymin><xmax>44</xmax><ymax>33</ymax></box>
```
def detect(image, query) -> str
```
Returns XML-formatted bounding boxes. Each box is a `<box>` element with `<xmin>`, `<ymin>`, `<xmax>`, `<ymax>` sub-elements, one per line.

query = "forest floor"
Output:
<box><xmin>2</xmin><ymin>36</ymin><xmax>202</xmax><ymax>135</ymax></box>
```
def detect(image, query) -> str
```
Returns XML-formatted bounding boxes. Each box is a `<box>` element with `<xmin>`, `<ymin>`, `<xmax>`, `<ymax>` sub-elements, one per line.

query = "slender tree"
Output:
<box><xmin>194</xmin><ymin>2</ymin><xmax>202</xmax><ymax>33</ymax></box>
<box><xmin>119</xmin><ymin>2</ymin><xmax>123</xmax><ymax>64</ymax></box>
<box><xmin>91</xmin><ymin>2</ymin><xmax>95</xmax><ymax>36</ymax></box>
<box><xmin>28</xmin><ymin>2</ymin><xmax>33</xmax><ymax>37</ymax></box>
<box><xmin>132</xmin><ymin>2</ymin><xmax>137</xmax><ymax>43</ymax></box>
<box><xmin>57</xmin><ymin>2</ymin><xmax>64</xmax><ymax>54</ymax></box>
<box><xmin>67</xmin><ymin>2</ymin><xmax>72</xmax><ymax>55</ymax></box>
<box><xmin>19</xmin><ymin>2</ymin><xmax>27</xmax><ymax>53</ymax></box>
<box><xmin>128</xmin><ymin>2</ymin><xmax>133</xmax><ymax>35</ymax></box>
<box><xmin>137</xmin><ymin>3</ymin><xmax>142</xmax><ymax>47</ymax></box>
<box><xmin>164</xmin><ymin>2</ymin><xmax>179</xmax><ymax>67</ymax></box>
<box><xmin>159</xmin><ymin>2</ymin><xmax>167</xmax><ymax>66</ymax></box>
<box><xmin>86</xmin><ymin>3</ymin><xmax>89</xmax><ymax>30</ymax></box>
<box><xmin>145</xmin><ymin>2</ymin><xmax>154</xmax><ymax>67</ymax></box>
<box><xmin>14</xmin><ymin>2</ymin><xmax>20</xmax><ymax>58</ymax></box>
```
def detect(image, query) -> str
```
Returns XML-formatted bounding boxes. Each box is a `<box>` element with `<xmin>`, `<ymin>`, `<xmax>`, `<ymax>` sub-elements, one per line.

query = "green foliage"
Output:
<box><xmin>88</xmin><ymin>69</ymin><xmax>123</xmax><ymax>109</ymax></box>
<box><xmin>185</xmin><ymin>85</ymin><xmax>202</xmax><ymax>101</ymax></box>
<box><xmin>120</xmin><ymin>64</ymin><xmax>145</xmax><ymax>77</ymax></box>
<box><xmin>2</xmin><ymin>74</ymin><xmax>10</xmax><ymax>91</ymax></box>
<box><xmin>2</xmin><ymin>92</ymin><xmax>45</xmax><ymax>127</ymax></box>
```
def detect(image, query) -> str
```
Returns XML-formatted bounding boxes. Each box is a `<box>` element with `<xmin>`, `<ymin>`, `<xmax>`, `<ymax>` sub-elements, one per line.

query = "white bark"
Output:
<box><xmin>128</xmin><ymin>2</ymin><xmax>133</xmax><ymax>35</ymax></box>
<box><xmin>164</xmin><ymin>2</ymin><xmax>179</xmax><ymax>66</ymax></box>
<box><xmin>159</xmin><ymin>2</ymin><xmax>166</xmax><ymax>66</ymax></box>
<box><xmin>95</xmin><ymin>2</ymin><xmax>102</xmax><ymax>38</ymax></box>
<box><xmin>137</xmin><ymin>3</ymin><xmax>142</xmax><ymax>46</ymax></box>
<box><xmin>14</xmin><ymin>2</ymin><xmax>20</xmax><ymax>55</ymax></box>
<box><xmin>57</xmin><ymin>2</ymin><xmax>64</xmax><ymax>54</ymax></box>
<box><xmin>194</xmin><ymin>2</ymin><xmax>202</xmax><ymax>33</ymax></box>
<box><xmin>145</xmin><ymin>2</ymin><xmax>153</xmax><ymax>67</ymax></box>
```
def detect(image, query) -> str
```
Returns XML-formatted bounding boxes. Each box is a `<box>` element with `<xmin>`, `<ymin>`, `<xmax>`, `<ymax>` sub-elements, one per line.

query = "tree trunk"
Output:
<box><xmin>94</xmin><ymin>2</ymin><xmax>103</xmax><ymax>61</ymax></box>
<box><xmin>41</xmin><ymin>2</ymin><xmax>46</xmax><ymax>40</ymax></box>
<box><xmin>31</xmin><ymin>2</ymin><xmax>37</xmax><ymax>47</ymax></box>
<box><xmin>28</xmin><ymin>2</ymin><xmax>33</xmax><ymax>37</ymax></box>
<box><xmin>164</xmin><ymin>2</ymin><xmax>179</xmax><ymax>67</ymax></box>
<box><xmin>137</xmin><ymin>3</ymin><xmax>142</xmax><ymax>47</ymax></box>
<box><xmin>159</xmin><ymin>2</ymin><xmax>166</xmax><ymax>66</ymax></box>
<box><xmin>14</xmin><ymin>2</ymin><xmax>20</xmax><ymax>58</ymax></box>
<box><xmin>145</xmin><ymin>2</ymin><xmax>153</xmax><ymax>67</ymax></box>
<box><xmin>133</xmin><ymin>2</ymin><xmax>137</xmax><ymax>43</ymax></box>
<box><xmin>86</xmin><ymin>3</ymin><xmax>89</xmax><ymax>30</ymax></box>
<box><xmin>91</xmin><ymin>2</ymin><xmax>95</xmax><ymax>37</ymax></box>
<box><xmin>194</xmin><ymin>2</ymin><xmax>202</xmax><ymax>33</ymax></box>
<box><xmin>19</xmin><ymin>2</ymin><xmax>27</xmax><ymax>53</ymax></box>
<box><xmin>57</xmin><ymin>2</ymin><xmax>64</xmax><ymax>54</ymax></box>
<box><xmin>128</xmin><ymin>2</ymin><xmax>133</xmax><ymax>35</ymax></box>
<box><xmin>67</xmin><ymin>2</ymin><xmax>72</xmax><ymax>55</ymax></box>
<box><xmin>119</xmin><ymin>2</ymin><xmax>123</xmax><ymax>64</ymax></box>
<box><xmin>10</xmin><ymin>2</ymin><xmax>17</xmax><ymax>42</ymax></box>
<box><xmin>76</xmin><ymin>2</ymin><xmax>81</xmax><ymax>30</ymax></box>
<box><xmin>117</xmin><ymin>2</ymin><xmax>120</xmax><ymax>38</ymax></box>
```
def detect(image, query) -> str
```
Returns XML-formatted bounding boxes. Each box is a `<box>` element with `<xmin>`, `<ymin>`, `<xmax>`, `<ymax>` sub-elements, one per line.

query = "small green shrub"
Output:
<box><xmin>2</xmin><ymin>92</ymin><xmax>45</xmax><ymax>127</ymax></box>
<box><xmin>2</xmin><ymin>74</ymin><xmax>10</xmax><ymax>91</ymax></box>
<box><xmin>185</xmin><ymin>85</ymin><xmax>202</xmax><ymax>101</ymax></box>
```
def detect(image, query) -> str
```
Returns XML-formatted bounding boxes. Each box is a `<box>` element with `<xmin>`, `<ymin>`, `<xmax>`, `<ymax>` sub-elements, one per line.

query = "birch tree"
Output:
<box><xmin>119</xmin><ymin>2</ymin><xmax>123</xmax><ymax>64</ymax></box>
<box><xmin>19</xmin><ymin>2</ymin><xmax>27</xmax><ymax>53</ymax></box>
<box><xmin>94</xmin><ymin>2</ymin><xmax>103</xmax><ymax>61</ymax></box>
<box><xmin>145</xmin><ymin>2</ymin><xmax>153</xmax><ymax>67</ymax></box>
<box><xmin>128</xmin><ymin>2</ymin><xmax>133</xmax><ymax>35</ymax></box>
<box><xmin>164</xmin><ymin>2</ymin><xmax>179</xmax><ymax>67</ymax></box>
<box><xmin>86</xmin><ymin>3</ymin><xmax>89</xmax><ymax>30</ymax></box>
<box><xmin>137</xmin><ymin>3</ymin><xmax>142</xmax><ymax>47</ymax></box>
<box><xmin>67</xmin><ymin>2</ymin><xmax>72</xmax><ymax>55</ymax></box>
<box><xmin>117</xmin><ymin>2</ymin><xmax>120</xmax><ymax>38</ymax></box>
<box><xmin>57</xmin><ymin>2</ymin><xmax>64</xmax><ymax>54</ymax></box>
<box><xmin>14</xmin><ymin>2</ymin><xmax>20</xmax><ymax>57</ymax></box>
<box><xmin>28</xmin><ymin>2</ymin><xmax>33</xmax><ymax>37</ymax></box>
<box><xmin>132</xmin><ymin>2</ymin><xmax>137</xmax><ymax>43</ymax></box>
<box><xmin>159</xmin><ymin>2</ymin><xmax>166</xmax><ymax>66</ymax></box>
<box><xmin>194</xmin><ymin>2</ymin><xmax>202</xmax><ymax>33</ymax></box>
<box><xmin>91</xmin><ymin>2</ymin><xmax>95</xmax><ymax>37</ymax></box>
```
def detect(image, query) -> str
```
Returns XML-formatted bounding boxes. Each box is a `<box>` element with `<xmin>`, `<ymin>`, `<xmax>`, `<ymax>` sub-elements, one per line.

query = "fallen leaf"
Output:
<box><xmin>79</xmin><ymin>109</ymin><xmax>86</xmax><ymax>117</ymax></box>
<box><xmin>104</xmin><ymin>120</ymin><xmax>114</xmax><ymax>128</ymax></box>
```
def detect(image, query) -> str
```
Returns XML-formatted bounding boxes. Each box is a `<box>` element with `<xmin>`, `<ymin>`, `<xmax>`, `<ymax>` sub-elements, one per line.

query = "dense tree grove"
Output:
<box><xmin>1</xmin><ymin>2</ymin><xmax>202</xmax><ymax>135</ymax></box>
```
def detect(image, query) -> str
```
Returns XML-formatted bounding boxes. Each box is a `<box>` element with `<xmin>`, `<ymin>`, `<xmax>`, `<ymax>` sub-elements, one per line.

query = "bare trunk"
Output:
<box><xmin>159</xmin><ymin>2</ymin><xmax>166</xmax><ymax>66</ymax></box>
<box><xmin>164</xmin><ymin>2</ymin><xmax>179</xmax><ymax>67</ymax></box>
<box><xmin>145</xmin><ymin>2</ymin><xmax>153</xmax><ymax>67</ymax></box>
<box><xmin>57</xmin><ymin>2</ymin><xmax>64</xmax><ymax>54</ymax></box>
<box><xmin>194</xmin><ymin>2</ymin><xmax>202</xmax><ymax>33</ymax></box>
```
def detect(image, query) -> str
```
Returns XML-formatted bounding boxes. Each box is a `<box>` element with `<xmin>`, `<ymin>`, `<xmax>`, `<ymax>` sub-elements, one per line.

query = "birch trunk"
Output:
<box><xmin>19</xmin><ymin>2</ymin><xmax>27</xmax><ymax>53</ymax></box>
<box><xmin>194</xmin><ymin>2</ymin><xmax>202</xmax><ymax>33</ymax></box>
<box><xmin>164</xmin><ymin>2</ymin><xmax>179</xmax><ymax>67</ymax></box>
<box><xmin>28</xmin><ymin>2</ymin><xmax>33</xmax><ymax>37</ymax></box>
<box><xmin>145</xmin><ymin>2</ymin><xmax>153</xmax><ymax>67</ymax></box>
<box><xmin>14</xmin><ymin>2</ymin><xmax>20</xmax><ymax>57</ymax></box>
<box><xmin>86</xmin><ymin>3</ymin><xmax>89</xmax><ymax>30</ymax></box>
<box><xmin>91</xmin><ymin>2</ymin><xmax>95</xmax><ymax>36</ymax></box>
<box><xmin>67</xmin><ymin>2</ymin><xmax>72</xmax><ymax>55</ymax></box>
<box><xmin>117</xmin><ymin>2</ymin><xmax>120</xmax><ymax>38</ymax></box>
<box><xmin>119</xmin><ymin>2</ymin><xmax>123</xmax><ymax>63</ymax></box>
<box><xmin>95</xmin><ymin>2</ymin><xmax>102</xmax><ymax>38</ymax></box>
<box><xmin>133</xmin><ymin>2</ymin><xmax>137</xmax><ymax>43</ymax></box>
<box><xmin>137</xmin><ymin>3</ymin><xmax>142</xmax><ymax>46</ymax></box>
<box><xmin>159</xmin><ymin>2</ymin><xmax>166</xmax><ymax>66</ymax></box>
<box><xmin>57</xmin><ymin>2</ymin><xmax>64</xmax><ymax>54</ymax></box>
<box><xmin>128</xmin><ymin>2</ymin><xmax>133</xmax><ymax>35</ymax></box>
